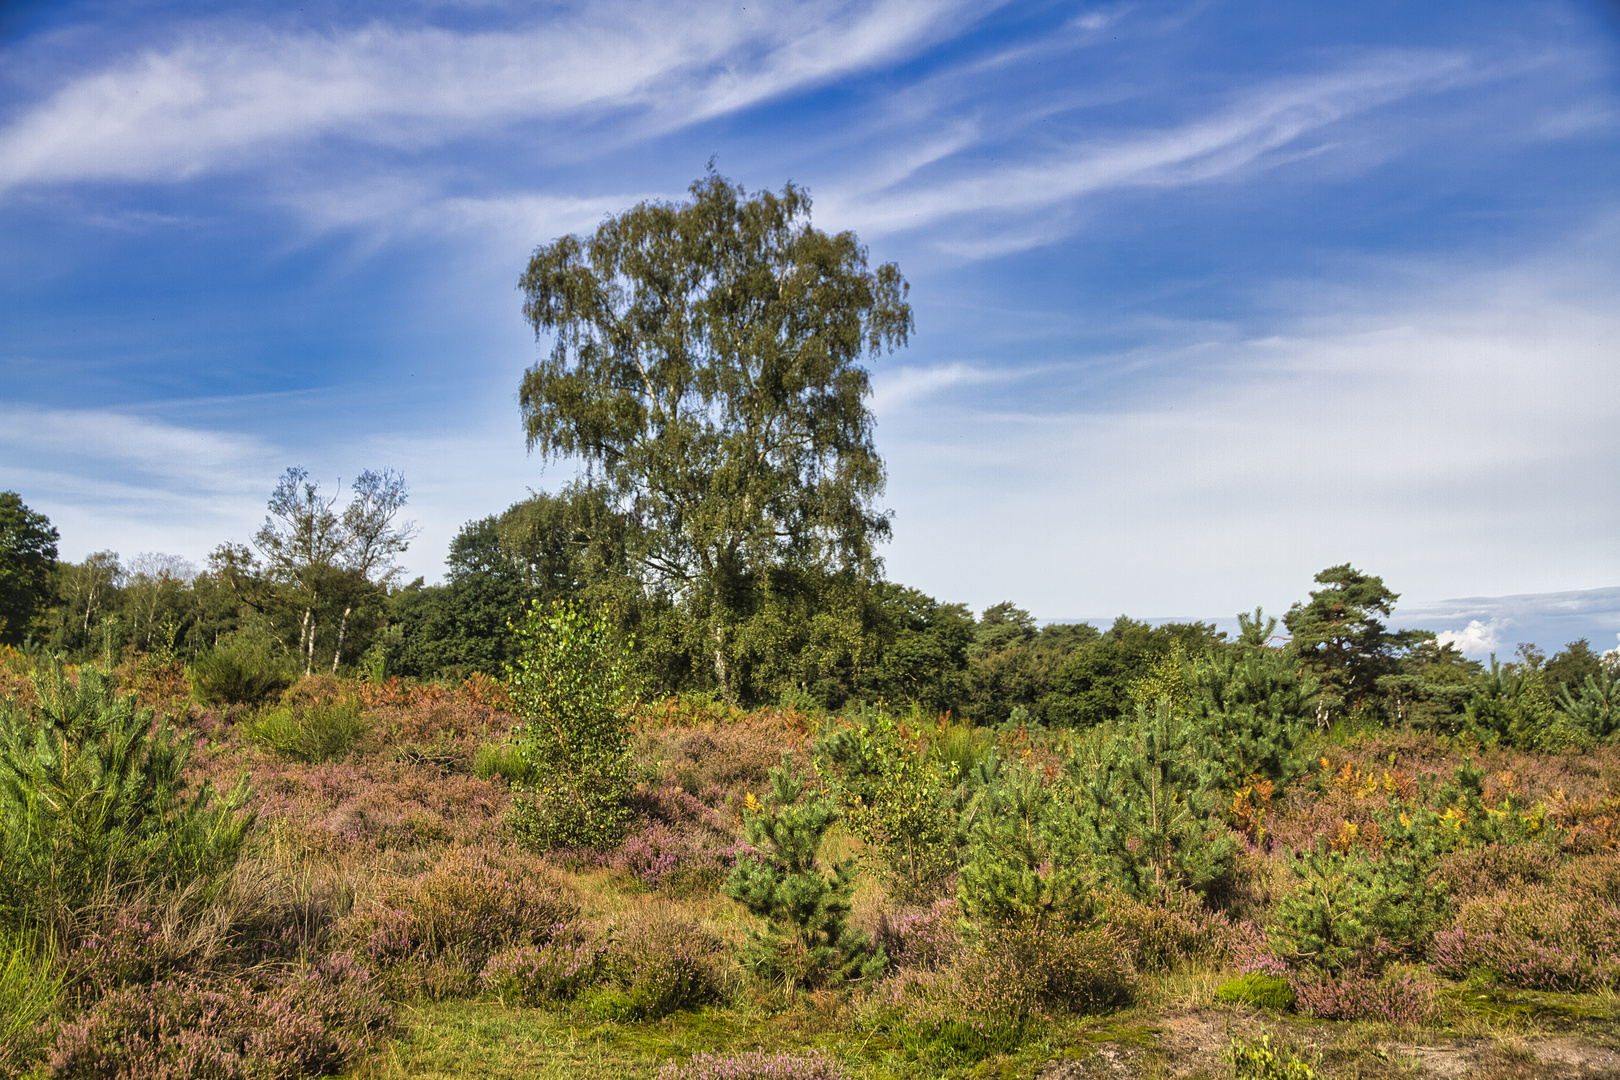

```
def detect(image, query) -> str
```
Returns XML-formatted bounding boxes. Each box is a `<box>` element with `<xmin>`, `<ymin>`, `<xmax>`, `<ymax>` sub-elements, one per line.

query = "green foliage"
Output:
<box><xmin>722</xmin><ymin>760</ymin><xmax>884</xmax><ymax>990</ymax></box>
<box><xmin>1189</xmin><ymin>642</ymin><xmax>1317</xmax><ymax>786</ymax></box>
<box><xmin>1227</xmin><ymin>1034</ymin><xmax>1320</xmax><ymax>1080</ymax></box>
<box><xmin>472</xmin><ymin>740</ymin><xmax>534</xmax><ymax>784</ymax></box>
<box><xmin>1284</xmin><ymin>564</ymin><xmax>1426</xmax><ymax>723</ymax></box>
<box><xmin>814</xmin><ymin>710</ymin><xmax>959</xmax><ymax>899</ymax></box>
<box><xmin>245</xmin><ymin>696</ymin><xmax>369</xmax><ymax>762</ymax></box>
<box><xmin>0</xmin><ymin>661</ymin><xmax>253</xmax><ymax>930</ymax></box>
<box><xmin>0</xmin><ymin>926</ymin><xmax>61</xmax><ymax>1075</ymax></box>
<box><xmin>956</xmin><ymin>757</ymin><xmax>1094</xmax><ymax>927</ymax></box>
<box><xmin>517</xmin><ymin>172</ymin><xmax>910</xmax><ymax>703</ymax></box>
<box><xmin>1072</xmin><ymin>696</ymin><xmax>1239</xmax><ymax>901</ymax></box>
<box><xmin>0</xmin><ymin>491</ymin><xmax>59</xmax><ymax>647</ymax></box>
<box><xmin>1215</xmin><ymin>973</ymin><xmax>1295</xmax><ymax>1011</ymax></box>
<box><xmin>188</xmin><ymin>635</ymin><xmax>294</xmax><ymax>705</ymax></box>
<box><xmin>505</xmin><ymin>600</ymin><xmax>637</xmax><ymax>851</ymax></box>
<box><xmin>1269</xmin><ymin>845</ymin><xmax>1446</xmax><ymax>975</ymax></box>
<box><xmin>1559</xmin><ymin>664</ymin><xmax>1620</xmax><ymax>742</ymax></box>
<box><xmin>1041</xmin><ymin>617</ymin><xmax>1224</xmax><ymax>729</ymax></box>
<box><xmin>861</xmin><ymin>584</ymin><xmax>974</xmax><ymax>716</ymax></box>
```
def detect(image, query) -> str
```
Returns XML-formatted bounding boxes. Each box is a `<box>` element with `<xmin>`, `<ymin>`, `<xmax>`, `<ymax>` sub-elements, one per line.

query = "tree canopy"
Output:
<box><xmin>517</xmin><ymin>171</ymin><xmax>911</xmax><ymax>700</ymax></box>
<box><xmin>0</xmin><ymin>492</ymin><xmax>59</xmax><ymax>646</ymax></box>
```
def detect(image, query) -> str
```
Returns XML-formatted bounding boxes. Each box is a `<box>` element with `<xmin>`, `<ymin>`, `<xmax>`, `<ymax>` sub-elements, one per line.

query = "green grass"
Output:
<box><xmin>344</xmin><ymin>996</ymin><xmax>1085</xmax><ymax>1080</ymax></box>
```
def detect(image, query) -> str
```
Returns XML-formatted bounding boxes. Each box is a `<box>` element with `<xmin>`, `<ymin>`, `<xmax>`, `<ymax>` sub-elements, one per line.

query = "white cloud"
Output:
<box><xmin>821</xmin><ymin>49</ymin><xmax>1479</xmax><ymax>250</ymax></box>
<box><xmin>0</xmin><ymin>0</ymin><xmax>997</xmax><ymax>194</ymax></box>
<box><xmin>1435</xmin><ymin>618</ymin><xmax>1509</xmax><ymax>656</ymax></box>
<box><xmin>875</xmin><ymin>246</ymin><xmax>1620</xmax><ymax>619</ymax></box>
<box><xmin>869</xmin><ymin>362</ymin><xmax>1011</xmax><ymax>416</ymax></box>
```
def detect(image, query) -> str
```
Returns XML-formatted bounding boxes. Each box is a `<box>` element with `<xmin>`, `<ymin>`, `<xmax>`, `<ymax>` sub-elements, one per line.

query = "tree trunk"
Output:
<box><xmin>332</xmin><ymin>605</ymin><xmax>352</xmax><ymax>674</ymax></box>
<box><xmin>712</xmin><ymin>622</ymin><xmax>733</xmax><ymax>705</ymax></box>
<box><xmin>300</xmin><ymin>607</ymin><xmax>315</xmax><ymax>677</ymax></box>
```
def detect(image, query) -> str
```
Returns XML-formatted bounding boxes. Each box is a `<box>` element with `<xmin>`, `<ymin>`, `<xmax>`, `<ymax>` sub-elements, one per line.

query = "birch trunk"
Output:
<box><xmin>332</xmin><ymin>605</ymin><xmax>352</xmax><ymax>674</ymax></box>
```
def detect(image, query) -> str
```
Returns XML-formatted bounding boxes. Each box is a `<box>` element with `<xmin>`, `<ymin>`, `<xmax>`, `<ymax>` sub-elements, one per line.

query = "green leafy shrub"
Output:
<box><xmin>815</xmin><ymin>710</ymin><xmax>960</xmax><ymax>900</ymax></box>
<box><xmin>1227</xmin><ymin>1034</ymin><xmax>1319</xmax><ymax>1080</ymax></box>
<box><xmin>1215</xmin><ymin>973</ymin><xmax>1295</xmax><ymax>1010</ymax></box>
<box><xmin>0</xmin><ymin>662</ymin><xmax>253</xmax><ymax>931</ymax></box>
<box><xmin>245</xmin><ymin>697</ymin><xmax>368</xmax><ymax>762</ymax></box>
<box><xmin>723</xmin><ymin>759</ymin><xmax>885</xmax><ymax>990</ymax></box>
<box><xmin>504</xmin><ymin>601</ymin><xmax>637</xmax><ymax>851</ymax></box>
<box><xmin>187</xmin><ymin>636</ymin><xmax>293</xmax><ymax>706</ymax></box>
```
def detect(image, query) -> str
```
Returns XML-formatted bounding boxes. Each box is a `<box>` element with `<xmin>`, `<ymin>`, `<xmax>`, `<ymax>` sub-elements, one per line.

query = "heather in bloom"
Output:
<box><xmin>656</xmin><ymin>1049</ymin><xmax>849</xmax><ymax>1080</ymax></box>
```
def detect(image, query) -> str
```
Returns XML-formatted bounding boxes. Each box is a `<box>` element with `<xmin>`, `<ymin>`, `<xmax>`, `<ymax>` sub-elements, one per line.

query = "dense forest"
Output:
<box><xmin>3</xmin><ymin>177</ymin><xmax>1619</xmax><ymax>1080</ymax></box>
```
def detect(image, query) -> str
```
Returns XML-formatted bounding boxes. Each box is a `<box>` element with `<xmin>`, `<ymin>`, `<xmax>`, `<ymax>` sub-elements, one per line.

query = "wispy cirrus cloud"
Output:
<box><xmin>0</xmin><ymin>0</ymin><xmax>999</xmax><ymax>194</ymax></box>
<box><xmin>822</xmin><ymin>49</ymin><xmax>1480</xmax><ymax>251</ymax></box>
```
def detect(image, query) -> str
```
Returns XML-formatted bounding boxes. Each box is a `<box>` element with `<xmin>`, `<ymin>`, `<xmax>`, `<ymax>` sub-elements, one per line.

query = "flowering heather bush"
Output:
<box><xmin>655</xmin><ymin>1050</ymin><xmax>849</xmax><ymax>1080</ymax></box>
<box><xmin>1432</xmin><ymin>883</ymin><xmax>1620</xmax><ymax>991</ymax></box>
<box><xmin>481</xmin><ymin>935</ymin><xmax>607</xmax><ymax>1006</ymax></box>
<box><xmin>975</xmin><ymin>921</ymin><xmax>1135</xmax><ymax>1014</ymax></box>
<box><xmin>349</xmin><ymin>849</ymin><xmax>578</xmax><ymax>995</ymax></box>
<box><xmin>654</xmin><ymin>1049</ymin><xmax>848</xmax><ymax>1080</ymax></box>
<box><xmin>1105</xmin><ymin>886</ymin><xmax>1250</xmax><ymax>972</ymax></box>
<box><xmin>1431</xmin><ymin>843</ymin><xmax>1561</xmax><ymax>900</ymax></box>
<box><xmin>647</xmin><ymin>720</ymin><xmax>808</xmax><ymax>803</ymax></box>
<box><xmin>1290</xmin><ymin>970</ymin><xmax>1437</xmax><ymax>1025</ymax></box>
<box><xmin>225</xmin><ymin>755</ymin><xmax>509</xmax><ymax>855</ymax></box>
<box><xmin>603</xmin><ymin>785</ymin><xmax>753</xmax><ymax>894</ymax></box>
<box><xmin>586</xmin><ymin>912</ymin><xmax>733</xmax><ymax>1020</ymax></box>
<box><xmin>48</xmin><ymin>952</ymin><xmax>391</xmax><ymax>1080</ymax></box>
<box><xmin>870</xmin><ymin>900</ymin><xmax>961</xmax><ymax>971</ymax></box>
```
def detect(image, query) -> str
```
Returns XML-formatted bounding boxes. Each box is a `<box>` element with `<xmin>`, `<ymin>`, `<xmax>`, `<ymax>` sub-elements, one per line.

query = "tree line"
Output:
<box><xmin>2</xmin><ymin>171</ymin><xmax>1614</xmax><ymax>744</ymax></box>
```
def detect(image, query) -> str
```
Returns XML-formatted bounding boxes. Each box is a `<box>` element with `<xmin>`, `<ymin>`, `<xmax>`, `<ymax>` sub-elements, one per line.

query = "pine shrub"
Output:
<box><xmin>0</xmin><ymin>662</ymin><xmax>253</xmax><ymax>931</ymax></box>
<box><xmin>723</xmin><ymin>760</ymin><xmax>885</xmax><ymax>990</ymax></box>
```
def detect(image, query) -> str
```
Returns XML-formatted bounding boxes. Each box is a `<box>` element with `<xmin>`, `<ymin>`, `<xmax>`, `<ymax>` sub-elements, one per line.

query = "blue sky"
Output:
<box><xmin>2</xmin><ymin>0</ymin><xmax>1618</xmax><ymax>656</ymax></box>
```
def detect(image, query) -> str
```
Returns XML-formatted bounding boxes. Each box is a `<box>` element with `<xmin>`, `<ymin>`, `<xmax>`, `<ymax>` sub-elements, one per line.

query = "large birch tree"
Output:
<box><xmin>516</xmin><ymin>172</ymin><xmax>911</xmax><ymax>701</ymax></box>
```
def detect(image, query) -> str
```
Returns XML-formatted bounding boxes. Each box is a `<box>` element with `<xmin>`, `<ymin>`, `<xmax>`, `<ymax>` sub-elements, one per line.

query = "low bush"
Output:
<box><xmin>246</xmin><ymin>698</ymin><xmax>369</xmax><ymax>763</ymax></box>
<box><xmin>1431</xmin><ymin>843</ymin><xmax>1562</xmax><ymax>900</ymax></box>
<box><xmin>585</xmin><ymin>912</ymin><xmax>732</xmax><ymax>1020</ymax></box>
<box><xmin>1290</xmin><ymin>970</ymin><xmax>1437</xmax><ymax>1025</ymax></box>
<box><xmin>188</xmin><ymin>644</ymin><xmax>293</xmax><ymax>706</ymax></box>
<box><xmin>859</xmin><ymin>922</ymin><xmax>1132</xmax><ymax>1066</ymax></box>
<box><xmin>480</xmin><ymin>935</ymin><xmax>606</xmax><ymax>1006</ymax></box>
<box><xmin>47</xmin><ymin>952</ymin><xmax>391</xmax><ymax>1080</ymax></box>
<box><xmin>1432</xmin><ymin>883</ymin><xmax>1620</xmax><ymax>991</ymax></box>
<box><xmin>353</xmin><ymin>852</ymin><xmax>578</xmax><ymax>994</ymax></box>
<box><xmin>1227</xmin><ymin>1033</ymin><xmax>1320</xmax><ymax>1080</ymax></box>
<box><xmin>656</xmin><ymin>1050</ymin><xmax>849</xmax><ymax>1080</ymax></box>
<box><xmin>871</xmin><ymin>899</ymin><xmax>961</xmax><ymax>971</ymax></box>
<box><xmin>1215</xmin><ymin>973</ymin><xmax>1295</xmax><ymax>1010</ymax></box>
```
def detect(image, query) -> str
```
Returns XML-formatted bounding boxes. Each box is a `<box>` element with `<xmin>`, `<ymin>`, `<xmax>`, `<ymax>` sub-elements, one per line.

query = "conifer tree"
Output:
<box><xmin>723</xmin><ymin>760</ymin><xmax>885</xmax><ymax>990</ymax></box>
<box><xmin>1075</xmin><ymin>696</ymin><xmax>1237</xmax><ymax>900</ymax></box>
